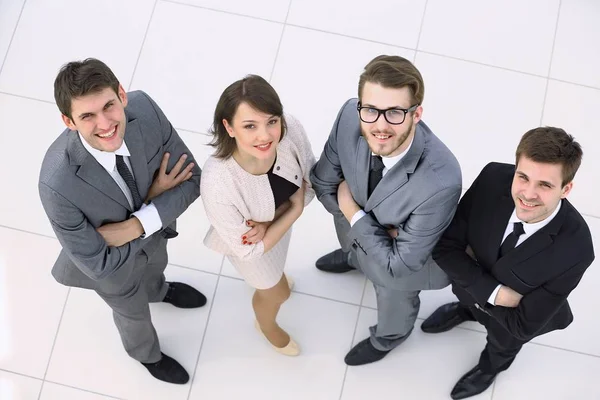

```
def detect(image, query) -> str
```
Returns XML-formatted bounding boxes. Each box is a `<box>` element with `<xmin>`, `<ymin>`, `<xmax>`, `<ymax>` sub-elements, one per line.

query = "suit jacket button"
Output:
<box><xmin>294</xmin><ymin>175</ymin><xmax>298</xmax><ymax>179</ymax></box>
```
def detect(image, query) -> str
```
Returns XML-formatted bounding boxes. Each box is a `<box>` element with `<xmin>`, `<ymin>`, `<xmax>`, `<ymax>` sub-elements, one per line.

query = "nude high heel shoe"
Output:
<box><xmin>254</xmin><ymin>320</ymin><xmax>300</xmax><ymax>356</ymax></box>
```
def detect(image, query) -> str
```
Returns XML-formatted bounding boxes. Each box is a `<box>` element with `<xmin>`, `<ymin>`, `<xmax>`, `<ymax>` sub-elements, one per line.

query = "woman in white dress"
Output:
<box><xmin>201</xmin><ymin>75</ymin><xmax>316</xmax><ymax>355</ymax></box>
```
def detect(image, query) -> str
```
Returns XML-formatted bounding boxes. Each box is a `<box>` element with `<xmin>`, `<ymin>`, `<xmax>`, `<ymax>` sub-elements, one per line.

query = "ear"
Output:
<box><xmin>412</xmin><ymin>105</ymin><xmax>423</xmax><ymax>124</ymax></box>
<box><xmin>222</xmin><ymin>119</ymin><xmax>235</xmax><ymax>137</ymax></box>
<box><xmin>61</xmin><ymin>114</ymin><xmax>77</xmax><ymax>130</ymax></box>
<box><xmin>118</xmin><ymin>84</ymin><xmax>128</xmax><ymax>107</ymax></box>
<box><xmin>561</xmin><ymin>181</ymin><xmax>573</xmax><ymax>198</ymax></box>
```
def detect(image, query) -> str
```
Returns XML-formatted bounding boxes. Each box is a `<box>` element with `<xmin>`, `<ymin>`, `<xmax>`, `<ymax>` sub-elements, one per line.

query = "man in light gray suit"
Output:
<box><xmin>39</xmin><ymin>59</ymin><xmax>205</xmax><ymax>384</ymax></box>
<box><xmin>310</xmin><ymin>55</ymin><xmax>462</xmax><ymax>365</ymax></box>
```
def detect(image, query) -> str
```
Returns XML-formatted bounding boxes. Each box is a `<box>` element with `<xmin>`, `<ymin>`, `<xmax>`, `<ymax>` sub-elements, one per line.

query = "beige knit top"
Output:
<box><xmin>201</xmin><ymin>114</ymin><xmax>316</xmax><ymax>261</ymax></box>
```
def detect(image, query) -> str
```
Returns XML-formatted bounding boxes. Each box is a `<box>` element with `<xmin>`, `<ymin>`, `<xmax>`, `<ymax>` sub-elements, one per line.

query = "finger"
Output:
<box><xmin>159</xmin><ymin>153</ymin><xmax>170</xmax><ymax>175</ymax></box>
<box><xmin>175</xmin><ymin>162</ymin><xmax>195</xmax><ymax>183</ymax></box>
<box><xmin>169</xmin><ymin>154</ymin><xmax>188</xmax><ymax>176</ymax></box>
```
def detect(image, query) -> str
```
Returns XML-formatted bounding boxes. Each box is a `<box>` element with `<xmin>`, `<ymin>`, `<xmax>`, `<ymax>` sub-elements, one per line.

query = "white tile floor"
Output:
<box><xmin>0</xmin><ymin>0</ymin><xmax>598</xmax><ymax>399</ymax></box>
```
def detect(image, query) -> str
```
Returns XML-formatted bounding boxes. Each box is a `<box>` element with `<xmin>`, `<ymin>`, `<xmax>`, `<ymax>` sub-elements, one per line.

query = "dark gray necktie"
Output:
<box><xmin>499</xmin><ymin>222</ymin><xmax>525</xmax><ymax>258</ymax></box>
<box><xmin>116</xmin><ymin>155</ymin><xmax>142</xmax><ymax>209</ymax></box>
<box><xmin>368</xmin><ymin>155</ymin><xmax>385</xmax><ymax>197</ymax></box>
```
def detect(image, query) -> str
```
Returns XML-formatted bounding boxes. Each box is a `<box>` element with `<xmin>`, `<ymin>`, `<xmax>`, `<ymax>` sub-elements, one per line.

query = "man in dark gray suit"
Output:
<box><xmin>310</xmin><ymin>55</ymin><xmax>462</xmax><ymax>366</ymax></box>
<box><xmin>39</xmin><ymin>59</ymin><xmax>205</xmax><ymax>384</ymax></box>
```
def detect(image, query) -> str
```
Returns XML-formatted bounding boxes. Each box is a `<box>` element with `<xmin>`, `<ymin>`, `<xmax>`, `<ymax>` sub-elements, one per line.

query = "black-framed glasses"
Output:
<box><xmin>357</xmin><ymin>102</ymin><xmax>419</xmax><ymax>125</ymax></box>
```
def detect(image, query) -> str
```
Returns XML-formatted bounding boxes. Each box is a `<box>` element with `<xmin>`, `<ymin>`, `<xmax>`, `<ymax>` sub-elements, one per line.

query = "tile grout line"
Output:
<box><xmin>412</xmin><ymin>0</ymin><xmax>430</xmax><ymax>63</ymax></box>
<box><xmin>42</xmin><ymin>380</ymin><xmax>125</xmax><ymax>400</ymax></box>
<box><xmin>539</xmin><ymin>0</ymin><xmax>563</xmax><ymax>126</ymax></box>
<box><xmin>0</xmin><ymin>0</ymin><xmax>28</xmax><ymax>77</ymax></box>
<box><xmin>162</xmin><ymin>0</ymin><xmax>284</xmax><ymax>25</ymax></box>
<box><xmin>268</xmin><ymin>0</ymin><xmax>293</xmax><ymax>82</ymax></box>
<box><xmin>37</xmin><ymin>287</ymin><xmax>71</xmax><ymax>400</ymax></box>
<box><xmin>127</xmin><ymin>0</ymin><xmax>159</xmax><ymax>91</ymax></box>
<box><xmin>0</xmin><ymin>90</ymin><xmax>55</xmax><ymax>105</ymax></box>
<box><xmin>185</xmin><ymin>273</ymin><xmax>222</xmax><ymax>400</ymax></box>
<box><xmin>0</xmin><ymin>368</ymin><xmax>43</xmax><ymax>381</ymax></box>
<box><xmin>338</xmin><ymin>277</ymin><xmax>369</xmax><ymax>400</ymax></box>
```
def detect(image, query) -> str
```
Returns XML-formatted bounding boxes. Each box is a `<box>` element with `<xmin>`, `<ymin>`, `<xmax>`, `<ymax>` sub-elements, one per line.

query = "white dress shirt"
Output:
<box><xmin>350</xmin><ymin>137</ymin><xmax>414</xmax><ymax>226</ymax></box>
<box><xmin>79</xmin><ymin>134</ymin><xmax>162</xmax><ymax>239</ymax></box>
<box><xmin>487</xmin><ymin>200</ymin><xmax>562</xmax><ymax>304</ymax></box>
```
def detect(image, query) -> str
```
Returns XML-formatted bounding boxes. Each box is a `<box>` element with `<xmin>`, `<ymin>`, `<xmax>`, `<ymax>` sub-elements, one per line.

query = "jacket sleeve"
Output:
<box><xmin>488</xmin><ymin>255</ymin><xmax>594</xmax><ymax>341</ymax></box>
<box><xmin>309</xmin><ymin>100</ymin><xmax>352</xmax><ymax>216</ymax></box>
<box><xmin>39</xmin><ymin>182</ymin><xmax>154</xmax><ymax>280</ymax></box>
<box><xmin>140</xmin><ymin>92</ymin><xmax>201</xmax><ymax>227</ymax></box>
<box><xmin>433</xmin><ymin>163</ymin><xmax>503</xmax><ymax>304</ymax></box>
<box><xmin>350</xmin><ymin>185</ymin><xmax>461</xmax><ymax>286</ymax></box>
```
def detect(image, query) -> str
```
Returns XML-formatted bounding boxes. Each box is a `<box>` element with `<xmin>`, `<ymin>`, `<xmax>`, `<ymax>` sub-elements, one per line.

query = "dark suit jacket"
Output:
<box><xmin>433</xmin><ymin>162</ymin><xmax>595</xmax><ymax>341</ymax></box>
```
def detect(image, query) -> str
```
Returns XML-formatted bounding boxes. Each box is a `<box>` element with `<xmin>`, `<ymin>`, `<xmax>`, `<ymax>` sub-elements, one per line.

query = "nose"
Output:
<box><xmin>522</xmin><ymin>183</ymin><xmax>538</xmax><ymax>201</ymax></box>
<box><xmin>374</xmin><ymin>112</ymin><xmax>390</xmax><ymax>131</ymax></box>
<box><xmin>96</xmin><ymin>112</ymin><xmax>112</xmax><ymax>131</ymax></box>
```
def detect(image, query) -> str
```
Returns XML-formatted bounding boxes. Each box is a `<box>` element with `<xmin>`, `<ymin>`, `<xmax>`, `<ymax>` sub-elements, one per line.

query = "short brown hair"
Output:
<box><xmin>358</xmin><ymin>55</ymin><xmax>425</xmax><ymax>105</ymax></box>
<box><xmin>209</xmin><ymin>75</ymin><xmax>286</xmax><ymax>159</ymax></box>
<box><xmin>516</xmin><ymin>127</ymin><xmax>583</xmax><ymax>186</ymax></box>
<box><xmin>54</xmin><ymin>58</ymin><xmax>120</xmax><ymax>120</ymax></box>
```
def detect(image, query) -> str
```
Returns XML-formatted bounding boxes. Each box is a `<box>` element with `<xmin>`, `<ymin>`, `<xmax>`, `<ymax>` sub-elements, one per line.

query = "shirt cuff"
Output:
<box><xmin>132</xmin><ymin>203</ymin><xmax>162</xmax><ymax>239</ymax></box>
<box><xmin>350</xmin><ymin>210</ymin><xmax>367</xmax><ymax>227</ymax></box>
<box><xmin>487</xmin><ymin>284</ymin><xmax>502</xmax><ymax>305</ymax></box>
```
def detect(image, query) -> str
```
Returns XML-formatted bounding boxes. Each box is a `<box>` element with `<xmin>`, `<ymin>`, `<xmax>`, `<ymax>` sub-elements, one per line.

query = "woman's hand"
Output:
<box><xmin>242</xmin><ymin>220</ymin><xmax>270</xmax><ymax>245</ymax></box>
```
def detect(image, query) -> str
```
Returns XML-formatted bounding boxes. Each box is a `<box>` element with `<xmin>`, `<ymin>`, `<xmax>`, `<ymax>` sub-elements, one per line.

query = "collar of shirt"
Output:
<box><xmin>373</xmin><ymin>136</ymin><xmax>414</xmax><ymax>173</ymax></box>
<box><xmin>509</xmin><ymin>199</ymin><xmax>562</xmax><ymax>237</ymax></box>
<box><xmin>78</xmin><ymin>132</ymin><xmax>131</xmax><ymax>173</ymax></box>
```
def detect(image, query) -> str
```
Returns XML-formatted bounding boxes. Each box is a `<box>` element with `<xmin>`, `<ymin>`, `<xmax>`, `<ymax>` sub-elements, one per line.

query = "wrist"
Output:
<box><xmin>129</xmin><ymin>217</ymin><xmax>144</xmax><ymax>238</ymax></box>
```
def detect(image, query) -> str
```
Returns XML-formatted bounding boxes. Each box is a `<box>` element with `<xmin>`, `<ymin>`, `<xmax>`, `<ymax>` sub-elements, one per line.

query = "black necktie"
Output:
<box><xmin>499</xmin><ymin>222</ymin><xmax>525</xmax><ymax>258</ymax></box>
<box><xmin>368</xmin><ymin>155</ymin><xmax>385</xmax><ymax>197</ymax></box>
<box><xmin>116</xmin><ymin>155</ymin><xmax>142</xmax><ymax>210</ymax></box>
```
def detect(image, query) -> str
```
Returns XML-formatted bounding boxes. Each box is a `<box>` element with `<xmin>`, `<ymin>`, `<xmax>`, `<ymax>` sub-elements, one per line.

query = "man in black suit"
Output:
<box><xmin>421</xmin><ymin>127</ymin><xmax>595</xmax><ymax>399</ymax></box>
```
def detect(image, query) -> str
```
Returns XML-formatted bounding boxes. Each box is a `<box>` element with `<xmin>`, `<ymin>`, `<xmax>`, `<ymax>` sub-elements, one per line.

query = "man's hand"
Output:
<box><xmin>494</xmin><ymin>285</ymin><xmax>523</xmax><ymax>308</ymax></box>
<box><xmin>242</xmin><ymin>220</ymin><xmax>270</xmax><ymax>245</ymax></box>
<box><xmin>145</xmin><ymin>153</ymin><xmax>194</xmax><ymax>202</ymax></box>
<box><xmin>387</xmin><ymin>228</ymin><xmax>399</xmax><ymax>238</ymax></box>
<box><xmin>337</xmin><ymin>180</ymin><xmax>361</xmax><ymax>222</ymax></box>
<box><xmin>97</xmin><ymin>217</ymin><xmax>144</xmax><ymax>247</ymax></box>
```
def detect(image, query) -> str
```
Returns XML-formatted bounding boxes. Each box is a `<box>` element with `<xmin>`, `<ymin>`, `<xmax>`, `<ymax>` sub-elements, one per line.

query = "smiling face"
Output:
<box><xmin>223</xmin><ymin>102</ymin><xmax>282</xmax><ymax>162</ymax></box>
<box><xmin>511</xmin><ymin>155</ymin><xmax>573</xmax><ymax>223</ymax></box>
<box><xmin>359</xmin><ymin>82</ymin><xmax>422</xmax><ymax>157</ymax></box>
<box><xmin>62</xmin><ymin>85</ymin><xmax>128</xmax><ymax>152</ymax></box>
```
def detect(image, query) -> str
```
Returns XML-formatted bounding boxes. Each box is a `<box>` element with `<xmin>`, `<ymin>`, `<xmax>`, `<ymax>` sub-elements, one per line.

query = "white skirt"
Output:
<box><xmin>227</xmin><ymin>228</ymin><xmax>292</xmax><ymax>289</ymax></box>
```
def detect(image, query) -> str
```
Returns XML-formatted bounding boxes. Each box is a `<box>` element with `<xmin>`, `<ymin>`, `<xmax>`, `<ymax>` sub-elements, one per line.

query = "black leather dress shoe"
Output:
<box><xmin>315</xmin><ymin>249</ymin><xmax>356</xmax><ymax>273</ymax></box>
<box><xmin>344</xmin><ymin>338</ymin><xmax>390</xmax><ymax>366</ymax></box>
<box><xmin>162</xmin><ymin>282</ymin><xmax>207</xmax><ymax>308</ymax></box>
<box><xmin>141</xmin><ymin>352</ymin><xmax>189</xmax><ymax>384</ymax></box>
<box><xmin>421</xmin><ymin>302</ymin><xmax>472</xmax><ymax>333</ymax></box>
<box><xmin>451</xmin><ymin>365</ymin><xmax>497</xmax><ymax>399</ymax></box>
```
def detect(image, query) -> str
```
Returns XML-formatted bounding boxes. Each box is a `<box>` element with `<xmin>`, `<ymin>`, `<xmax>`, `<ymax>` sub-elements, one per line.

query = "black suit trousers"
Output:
<box><xmin>460</xmin><ymin>303</ymin><xmax>527</xmax><ymax>374</ymax></box>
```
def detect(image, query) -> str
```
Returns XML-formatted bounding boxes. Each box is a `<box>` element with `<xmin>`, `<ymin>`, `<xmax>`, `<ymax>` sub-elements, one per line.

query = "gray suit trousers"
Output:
<box><xmin>336</xmin><ymin>214</ymin><xmax>420</xmax><ymax>351</ymax></box>
<box><xmin>96</xmin><ymin>237</ymin><xmax>169</xmax><ymax>363</ymax></box>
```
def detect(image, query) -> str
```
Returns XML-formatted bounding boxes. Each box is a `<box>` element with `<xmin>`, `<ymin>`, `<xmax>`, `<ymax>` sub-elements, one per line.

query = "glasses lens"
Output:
<box><xmin>359</xmin><ymin>107</ymin><xmax>379</xmax><ymax>123</ymax></box>
<box><xmin>384</xmin><ymin>109</ymin><xmax>406</xmax><ymax>124</ymax></box>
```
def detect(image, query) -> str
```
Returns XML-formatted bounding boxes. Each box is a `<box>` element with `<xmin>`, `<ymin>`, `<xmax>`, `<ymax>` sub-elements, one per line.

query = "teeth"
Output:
<box><xmin>521</xmin><ymin>199</ymin><xmax>537</xmax><ymax>207</ymax></box>
<box><xmin>98</xmin><ymin>127</ymin><xmax>115</xmax><ymax>138</ymax></box>
<box><xmin>256</xmin><ymin>143</ymin><xmax>270</xmax><ymax>148</ymax></box>
<box><xmin>374</xmin><ymin>134</ymin><xmax>391</xmax><ymax>140</ymax></box>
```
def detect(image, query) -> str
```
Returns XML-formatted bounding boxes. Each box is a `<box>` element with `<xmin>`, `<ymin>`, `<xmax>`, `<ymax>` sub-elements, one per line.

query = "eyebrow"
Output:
<box><xmin>362</xmin><ymin>103</ymin><xmax>405</xmax><ymax>109</ymax></box>
<box><xmin>77</xmin><ymin>100</ymin><xmax>115</xmax><ymax>119</ymax></box>
<box><xmin>516</xmin><ymin>171</ymin><xmax>556</xmax><ymax>188</ymax></box>
<box><xmin>241</xmin><ymin>115</ymin><xmax>277</xmax><ymax>123</ymax></box>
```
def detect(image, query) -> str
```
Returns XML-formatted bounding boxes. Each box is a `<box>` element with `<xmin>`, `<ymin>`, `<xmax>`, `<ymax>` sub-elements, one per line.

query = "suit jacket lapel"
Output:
<box><xmin>496</xmin><ymin>200</ymin><xmax>566</xmax><ymax>268</ymax></box>
<box><xmin>68</xmin><ymin>132</ymin><xmax>132</xmax><ymax>211</ymax></box>
<box><xmin>364</xmin><ymin>126</ymin><xmax>425</xmax><ymax>211</ymax></box>
<box><xmin>123</xmin><ymin>114</ymin><xmax>150</xmax><ymax>201</ymax></box>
